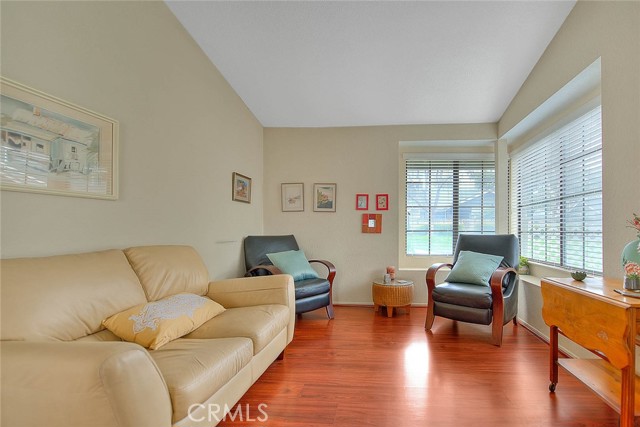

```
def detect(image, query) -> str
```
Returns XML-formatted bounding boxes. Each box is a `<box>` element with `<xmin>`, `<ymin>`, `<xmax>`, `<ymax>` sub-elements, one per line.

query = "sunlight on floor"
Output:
<box><xmin>403</xmin><ymin>342</ymin><xmax>429</xmax><ymax>387</ymax></box>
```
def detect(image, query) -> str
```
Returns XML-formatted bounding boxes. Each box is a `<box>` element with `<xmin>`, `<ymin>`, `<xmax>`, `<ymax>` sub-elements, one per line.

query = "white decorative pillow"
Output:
<box><xmin>102</xmin><ymin>293</ymin><xmax>225</xmax><ymax>350</ymax></box>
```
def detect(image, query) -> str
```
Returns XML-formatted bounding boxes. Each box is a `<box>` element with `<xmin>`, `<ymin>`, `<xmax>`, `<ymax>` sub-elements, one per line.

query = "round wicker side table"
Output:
<box><xmin>372</xmin><ymin>279</ymin><xmax>414</xmax><ymax>317</ymax></box>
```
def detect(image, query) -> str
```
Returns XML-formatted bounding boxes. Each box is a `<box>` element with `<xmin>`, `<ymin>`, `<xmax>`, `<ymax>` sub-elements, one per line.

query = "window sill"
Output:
<box><xmin>519</xmin><ymin>274</ymin><xmax>541</xmax><ymax>287</ymax></box>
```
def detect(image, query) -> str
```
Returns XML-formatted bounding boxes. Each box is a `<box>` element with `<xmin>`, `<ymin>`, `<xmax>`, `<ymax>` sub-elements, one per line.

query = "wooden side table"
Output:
<box><xmin>541</xmin><ymin>277</ymin><xmax>640</xmax><ymax>427</ymax></box>
<box><xmin>372</xmin><ymin>279</ymin><xmax>414</xmax><ymax>317</ymax></box>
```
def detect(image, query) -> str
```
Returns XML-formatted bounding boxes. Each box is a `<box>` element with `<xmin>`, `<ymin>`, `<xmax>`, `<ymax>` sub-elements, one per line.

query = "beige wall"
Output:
<box><xmin>500</xmin><ymin>0</ymin><xmax>640</xmax><ymax>278</ymax></box>
<box><xmin>0</xmin><ymin>1</ymin><xmax>264</xmax><ymax>278</ymax></box>
<box><xmin>264</xmin><ymin>0</ymin><xmax>640</xmax><ymax>315</ymax></box>
<box><xmin>264</xmin><ymin>124</ymin><xmax>496</xmax><ymax>304</ymax></box>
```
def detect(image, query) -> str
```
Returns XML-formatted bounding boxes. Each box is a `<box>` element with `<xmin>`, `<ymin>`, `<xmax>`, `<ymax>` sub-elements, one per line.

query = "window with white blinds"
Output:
<box><xmin>405</xmin><ymin>159</ymin><xmax>495</xmax><ymax>256</ymax></box>
<box><xmin>510</xmin><ymin>105</ymin><xmax>602</xmax><ymax>273</ymax></box>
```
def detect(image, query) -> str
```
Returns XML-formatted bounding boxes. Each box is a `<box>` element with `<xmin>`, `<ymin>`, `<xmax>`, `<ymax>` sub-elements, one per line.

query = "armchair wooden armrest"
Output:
<box><xmin>425</xmin><ymin>263</ymin><xmax>453</xmax><ymax>291</ymax></box>
<box><xmin>425</xmin><ymin>263</ymin><xmax>452</xmax><ymax>330</ymax></box>
<box><xmin>489</xmin><ymin>267</ymin><xmax>518</xmax><ymax>346</ymax></box>
<box><xmin>308</xmin><ymin>259</ymin><xmax>336</xmax><ymax>285</ymax></box>
<box><xmin>309</xmin><ymin>259</ymin><xmax>336</xmax><ymax>319</ymax></box>
<box><xmin>244</xmin><ymin>264</ymin><xmax>282</xmax><ymax>277</ymax></box>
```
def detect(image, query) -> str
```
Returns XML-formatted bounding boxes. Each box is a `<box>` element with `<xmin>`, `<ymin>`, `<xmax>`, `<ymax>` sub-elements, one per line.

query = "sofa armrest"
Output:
<box><xmin>207</xmin><ymin>275</ymin><xmax>296</xmax><ymax>344</ymax></box>
<box><xmin>1</xmin><ymin>341</ymin><xmax>172</xmax><ymax>427</ymax></box>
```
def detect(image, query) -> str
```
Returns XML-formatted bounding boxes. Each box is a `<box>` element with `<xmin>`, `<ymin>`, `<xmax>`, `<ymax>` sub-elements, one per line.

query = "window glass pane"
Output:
<box><xmin>406</xmin><ymin>207</ymin><xmax>429</xmax><ymax>231</ymax></box>
<box><xmin>482</xmin><ymin>209</ymin><xmax>496</xmax><ymax>232</ymax></box>
<box><xmin>406</xmin><ymin>231</ymin><xmax>430</xmax><ymax>255</ymax></box>
<box><xmin>430</xmin><ymin>231</ymin><xmax>454</xmax><ymax>255</ymax></box>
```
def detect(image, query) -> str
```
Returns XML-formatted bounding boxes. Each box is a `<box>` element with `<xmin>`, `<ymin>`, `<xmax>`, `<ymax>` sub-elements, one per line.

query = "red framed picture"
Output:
<box><xmin>356</xmin><ymin>194</ymin><xmax>369</xmax><ymax>210</ymax></box>
<box><xmin>376</xmin><ymin>194</ymin><xmax>389</xmax><ymax>210</ymax></box>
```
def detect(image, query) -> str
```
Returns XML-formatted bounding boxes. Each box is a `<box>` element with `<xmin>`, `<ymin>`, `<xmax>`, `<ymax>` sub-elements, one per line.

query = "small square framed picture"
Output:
<box><xmin>314</xmin><ymin>183</ymin><xmax>337</xmax><ymax>212</ymax></box>
<box><xmin>232</xmin><ymin>172</ymin><xmax>251</xmax><ymax>203</ymax></box>
<box><xmin>281</xmin><ymin>183</ymin><xmax>304</xmax><ymax>212</ymax></box>
<box><xmin>376</xmin><ymin>194</ymin><xmax>389</xmax><ymax>210</ymax></box>
<box><xmin>355</xmin><ymin>194</ymin><xmax>369</xmax><ymax>210</ymax></box>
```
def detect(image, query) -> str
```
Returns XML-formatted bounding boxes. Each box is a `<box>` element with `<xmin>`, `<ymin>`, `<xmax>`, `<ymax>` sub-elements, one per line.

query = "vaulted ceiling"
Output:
<box><xmin>167</xmin><ymin>1</ymin><xmax>576</xmax><ymax>128</ymax></box>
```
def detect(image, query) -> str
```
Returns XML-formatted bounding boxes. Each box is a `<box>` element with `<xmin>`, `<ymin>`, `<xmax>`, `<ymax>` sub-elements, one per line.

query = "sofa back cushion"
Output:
<box><xmin>1</xmin><ymin>249</ymin><xmax>147</xmax><ymax>341</ymax></box>
<box><xmin>124</xmin><ymin>245</ymin><xmax>209</xmax><ymax>301</ymax></box>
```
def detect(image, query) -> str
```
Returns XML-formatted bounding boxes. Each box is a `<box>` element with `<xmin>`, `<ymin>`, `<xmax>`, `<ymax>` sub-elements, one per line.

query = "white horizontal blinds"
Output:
<box><xmin>510</xmin><ymin>106</ymin><xmax>602</xmax><ymax>273</ymax></box>
<box><xmin>406</xmin><ymin>159</ymin><xmax>496</xmax><ymax>256</ymax></box>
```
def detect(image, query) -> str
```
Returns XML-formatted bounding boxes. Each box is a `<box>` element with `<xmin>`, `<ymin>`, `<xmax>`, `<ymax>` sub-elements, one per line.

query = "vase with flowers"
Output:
<box><xmin>622</xmin><ymin>212</ymin><xmax>640</xmax><ymax>290</ymax></box>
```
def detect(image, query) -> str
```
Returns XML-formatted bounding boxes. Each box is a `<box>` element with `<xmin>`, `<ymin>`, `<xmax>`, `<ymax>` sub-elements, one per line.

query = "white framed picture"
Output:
<box><xmin>0</xmin><ymin>77</ymin><xmax>119</xmax><ymax>200</ymax></box>
<box><xmin>281</xmin><ymin>182</ymin><xmax>304</xmax><ymax>212</ymax></box>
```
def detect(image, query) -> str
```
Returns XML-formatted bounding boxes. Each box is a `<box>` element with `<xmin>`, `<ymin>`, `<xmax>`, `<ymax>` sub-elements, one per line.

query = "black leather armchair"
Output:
<box><xmin>425</xmin><ymin>234</ymin><xmax>519</xmax><ymax>346</ymax></box>
<box><xmin>243</xmin><ymin>235</ymin><xmax>335</xmax><ymax>319</ymax></box>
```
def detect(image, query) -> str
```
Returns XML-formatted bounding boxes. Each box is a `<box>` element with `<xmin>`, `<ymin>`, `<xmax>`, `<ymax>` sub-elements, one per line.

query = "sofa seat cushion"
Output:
<box><xmin>295</xmin><ymin>278</ymin><xmax>330</xmax><ymax>299</ymax></box>
<box><xmin>432</xmin><ymin>282</ymin><xmax>493</xmax><ymax>309</ymax></box>
<box><xmin>150</xmin><ymin>337</ymin><xmax>253</xmax><ymax>422</ymax></box>
<box><xmin>184</xmin><ymin>304</ymin><xmax>289</xmax><ymax>354</ymax></box>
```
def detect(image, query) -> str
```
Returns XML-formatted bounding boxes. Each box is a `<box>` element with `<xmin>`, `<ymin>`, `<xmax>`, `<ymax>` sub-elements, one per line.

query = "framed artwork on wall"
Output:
<box><xmin>313</xmin><ymin>183</ymin><xmax>336</xmax><ymax>212</ymax></box>
<box><xmin>0</xmin><ymin>77</ymin><xmax>119</xmax><ymax>200</ymax></box>
<box><xmin>232</xmin><ymin>172</ymin><xmax>251</xmax><ymax>203</ymax></box>
<box><xmin>281</xmin><ymin>182</ymin><xmax>304</xmax><ymax>212</ymax></box>
<box><xmin>376</xmin><ymin>194</ymin><xmax>389</xmax><ymax>210</ymax></box>
<box><xmin>362</xmin><ymin>213</ymin><xmax>382</xmax><ymax>233</ymax></box>
<box><xmin>356</xmin><ymin>193</ymin><xmax>368</xmax><ymax>210</ymax></box>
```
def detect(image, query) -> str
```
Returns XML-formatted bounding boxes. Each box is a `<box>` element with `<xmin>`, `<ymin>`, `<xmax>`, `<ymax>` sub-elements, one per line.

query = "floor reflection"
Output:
<box><xmin>404</xmin><ymin>341</ymin><xmax>429</xmax><ymax>387</ymax></box>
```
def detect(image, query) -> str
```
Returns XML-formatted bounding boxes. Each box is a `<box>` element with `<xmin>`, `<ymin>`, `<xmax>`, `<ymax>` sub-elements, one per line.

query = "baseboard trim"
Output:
<box><xmin>517</xmin><ymin>318</ymin><xmax>577</xmax><ymax>359</ymax></box>
<box><xmin>333</xmin><ymin>302</ymin><xmax>428</xmax><ymax>308</ymax></box>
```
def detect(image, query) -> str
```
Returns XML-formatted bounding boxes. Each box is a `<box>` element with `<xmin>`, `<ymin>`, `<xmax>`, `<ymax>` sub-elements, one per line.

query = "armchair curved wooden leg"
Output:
<box><xmin>425</xmin><ymin>301</ymin><xmax>435</xmax><ymax>330</ymax></box>
<box><xmin>326</xmin><ymin>303</ymin><xmax>335</xmax><ymax>320</ymax></box>
<box><xmin>492</xmin><ymin>321</ymin><xmax>504</xmax><ymax>347</ymax></box>
<box><xmin>491</xmin><ymin>304</ymin><xmax>505</xmax><ymax>347</ymax></box>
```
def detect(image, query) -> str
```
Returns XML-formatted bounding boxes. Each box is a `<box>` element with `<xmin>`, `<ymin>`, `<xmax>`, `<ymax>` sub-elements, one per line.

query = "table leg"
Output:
<box><xmin>620</xmin><ymin>309</ymin><xmax>636</xmax><ymax>427</ymax></box>
<box><xmin>386</xmin><ymin>306</ymin><xmax>393</xmax><ymax>317</ymax></box>
<box><xmin>549</xmin><ymin>325</ymin><xmax>558</xmax><ymax>392</ymax></box>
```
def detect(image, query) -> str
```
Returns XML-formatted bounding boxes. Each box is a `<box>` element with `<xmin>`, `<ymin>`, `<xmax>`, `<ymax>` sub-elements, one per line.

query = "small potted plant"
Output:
<box><xmin>624</xmin><ymin>262</ymin><xmax>640</xmax><ymax>290</ymax></box>
<box><xmin>518</xmin><ymin>256</ymin><xmax>530</xmax><ymax>275</ymax></box>
<box><xmin>571</xmin><ymin>271</ymin><xmax>587</xmax><ymax>281</ymax></box>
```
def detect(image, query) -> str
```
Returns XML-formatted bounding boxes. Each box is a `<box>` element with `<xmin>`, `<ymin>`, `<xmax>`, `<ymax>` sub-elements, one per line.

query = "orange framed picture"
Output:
<box><xmin>362</xmin><ymin>213</ymin><xmax>382</xmax><ymax>233</ymax></box>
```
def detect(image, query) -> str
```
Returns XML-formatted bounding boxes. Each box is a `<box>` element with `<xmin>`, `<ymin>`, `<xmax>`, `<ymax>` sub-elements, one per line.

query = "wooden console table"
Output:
<box><xmin>541</xmin><ymin>277</ymin><xmax>640</xmax><ymax>427</ymax></box>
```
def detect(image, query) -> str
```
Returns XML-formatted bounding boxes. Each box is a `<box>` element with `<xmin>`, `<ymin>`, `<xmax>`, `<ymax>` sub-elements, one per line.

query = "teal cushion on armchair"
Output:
<box><xmin>266</xmin><ymin>250</ymin><xmax>319</xmax><ymax>282</ymax></box>
<box><xmin>445</xmin><ymin>250</ymin><xmax>503</xmax><ymax>286</ymax></box>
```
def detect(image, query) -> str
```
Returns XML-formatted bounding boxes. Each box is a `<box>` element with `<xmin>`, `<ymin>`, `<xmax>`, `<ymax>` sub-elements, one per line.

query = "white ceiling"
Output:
<box><xmin>166</xmin><ymin>1</ymin><xmax>576</xmax><ymax>128</ymax></box>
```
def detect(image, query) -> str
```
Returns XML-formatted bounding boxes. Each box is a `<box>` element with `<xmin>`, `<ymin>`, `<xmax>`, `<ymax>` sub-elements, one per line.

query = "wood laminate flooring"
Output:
<box><xmin>220</xmin><ymin>306</ymin><xmax>620</xmax><ymax>427</ymax></box>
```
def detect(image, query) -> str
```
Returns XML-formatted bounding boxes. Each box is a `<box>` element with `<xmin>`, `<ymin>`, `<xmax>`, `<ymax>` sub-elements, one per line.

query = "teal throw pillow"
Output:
<box><xmin>266</xmin><ymin>250</ymin><xmax>319</xmax><ymax>282</ymax></box>
<box><xmin>445</xmin><ymin>250</ymin><xmax>504</xmax><ymax>287</ymax></box>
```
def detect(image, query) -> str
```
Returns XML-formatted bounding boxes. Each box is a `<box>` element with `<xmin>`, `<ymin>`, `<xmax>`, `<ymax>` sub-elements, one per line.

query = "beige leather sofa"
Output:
<box><xmin>1</xmin><ymin>245</ymin><xmax>295</xmax><ymax>427</ymax></box>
